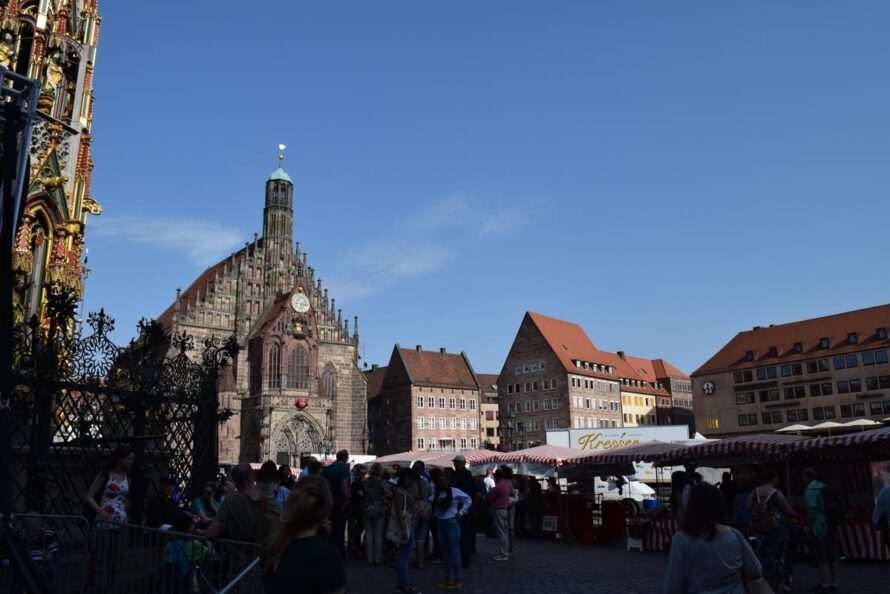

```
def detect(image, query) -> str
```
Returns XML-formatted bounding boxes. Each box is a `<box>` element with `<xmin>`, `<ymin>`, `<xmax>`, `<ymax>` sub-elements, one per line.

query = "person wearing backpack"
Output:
<box><xmin>161</xmin><ymin>513</ymin><xmax>209</xmax><ymax>594</ymax></box>
<box><xmin>803</xmin><ymin>468</ymin><xmax>840</xmax><ymax>593</ymax></box>
<box><xmin>362</xmin><ymin>463</ymin><xmax>389</xmax><ymax>566</ymax></box>
<box><xmin>746</xmin><ymin>469</ymin><xmax>800</xmax><ymax>592</ymax></box>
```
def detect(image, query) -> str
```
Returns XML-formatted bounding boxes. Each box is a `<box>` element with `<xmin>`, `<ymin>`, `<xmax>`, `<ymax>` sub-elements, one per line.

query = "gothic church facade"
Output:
<box><xmin>158</xmin><ymin>164</ymin><xmax>367</xmax><ymax>465</ymax></box>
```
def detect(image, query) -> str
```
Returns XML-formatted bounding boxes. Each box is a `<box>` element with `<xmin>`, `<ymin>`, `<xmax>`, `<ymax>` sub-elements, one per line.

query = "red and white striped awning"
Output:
<box><xmin>374</xmin><ymin>449</ymin><xmax>506</xmax><ymax>468</ymax></box>
<box><xmin>565</xmin><ymin>440</ymin><xmax>689</xmax><ymax>465</ymax></box>
<box><xmin>487</xmin><ymin>444</ymin><xmax>580</xmax><ymax>466</ymax></box>
<box><xmin>790</xmin><ymin>425</ymin><xmax>890</xmax><ymax>458</ymax></box>
<box><xmin>681</xmin><ymin>433</ymin><xmax>805</xmax><ymax>460</ymax></box>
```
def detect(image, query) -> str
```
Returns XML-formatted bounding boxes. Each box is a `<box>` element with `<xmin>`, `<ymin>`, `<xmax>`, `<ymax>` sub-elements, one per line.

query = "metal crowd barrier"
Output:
<box><xmin>3</xmin><ymin>513</ymin><xmax>92</xmax><ymax>594</ymax></box>
<box><xmin>1</xmin><ymin>514</ymin><xmax>263</xmax><ymax>594</ymax></box>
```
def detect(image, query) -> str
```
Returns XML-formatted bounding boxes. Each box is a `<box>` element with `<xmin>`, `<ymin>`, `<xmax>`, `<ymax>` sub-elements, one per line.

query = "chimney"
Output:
<box><xmin>440</xmin><ymin>347</ymin><xmax>447</xmax><ymax>354</ymax></box>
<box><xmin>371</xmin><ymin>364</ymin><xmax>378</xmax><ymax>371</ymax></box>
<box><xmin>753</xmin><ymin>326</ymin><xmax>762</xmax><ymax>331</ymax></box>
<box><xmin>617</xmin><ymin>351</ymin><xmax>626</xmax><ymax>359</ymax></box>
<box><xmin>416</xmin><ymin>345</ymin><xmax>422</xmax><ymax>352</ymax></box>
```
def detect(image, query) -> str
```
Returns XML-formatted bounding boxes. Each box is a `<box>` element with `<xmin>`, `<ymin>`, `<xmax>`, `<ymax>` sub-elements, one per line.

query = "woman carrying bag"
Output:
<box><xmin>388</xmin><ymin>469</ymin><xmax>420</xmax><ymax>594</ymax></box>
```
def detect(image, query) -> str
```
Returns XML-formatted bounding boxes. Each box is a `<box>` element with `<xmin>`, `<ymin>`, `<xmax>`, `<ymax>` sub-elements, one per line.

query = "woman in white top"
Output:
<box><xmin>430</xmin><ymin>473</ymin><xmax>472</xmax><ymax>590</ymax></box>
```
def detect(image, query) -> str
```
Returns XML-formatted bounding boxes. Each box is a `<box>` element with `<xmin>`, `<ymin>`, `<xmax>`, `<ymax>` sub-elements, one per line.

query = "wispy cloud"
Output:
<box><xmin>329</xmin><ymin>194</ymin><xmax>528</xmax><ymax>301</ymax></box>
<box><xmin>93</xmin><ymin>215</ymin><xmax>243</xmax><ymax>266</ymax></box>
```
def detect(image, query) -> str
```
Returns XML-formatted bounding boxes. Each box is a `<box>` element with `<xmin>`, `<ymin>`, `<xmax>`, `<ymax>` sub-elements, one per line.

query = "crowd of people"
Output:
<box><xmin>665</xmin><ymin>463</ymin><xmax>870</xmax><ymax>594</ymax></box>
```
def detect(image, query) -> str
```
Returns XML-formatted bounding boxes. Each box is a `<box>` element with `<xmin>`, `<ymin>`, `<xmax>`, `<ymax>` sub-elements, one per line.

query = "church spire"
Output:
<box><xmin>263</xmin><ymin>143</ymin><xmax>294</xmax><ymax>291</ymax></box>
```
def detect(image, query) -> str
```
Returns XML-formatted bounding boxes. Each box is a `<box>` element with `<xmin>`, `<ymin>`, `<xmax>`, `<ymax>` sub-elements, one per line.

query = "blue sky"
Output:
<box><xmin>83</xmin><ymin>1</ymin><xmax>890</xmax><ymax>376</ymax></box>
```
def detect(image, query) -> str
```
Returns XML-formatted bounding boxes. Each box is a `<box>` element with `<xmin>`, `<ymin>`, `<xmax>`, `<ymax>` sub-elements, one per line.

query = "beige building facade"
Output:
<box><xmin>692</xmin><ymin>305</ymin><xmax>890</xmax><ymax>437</ymax></box>
<box><xmin>477</xmin><ymin>374</ymin><xmax>501</xmax><ymax>450</ymax></box>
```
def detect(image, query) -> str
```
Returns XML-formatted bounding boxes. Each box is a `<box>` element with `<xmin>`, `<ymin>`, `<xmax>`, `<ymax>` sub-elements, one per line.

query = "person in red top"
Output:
<box><xmin>484</xmin><ymin>469</ymin><xmax>510</xmax><ymax>561</ymax></box>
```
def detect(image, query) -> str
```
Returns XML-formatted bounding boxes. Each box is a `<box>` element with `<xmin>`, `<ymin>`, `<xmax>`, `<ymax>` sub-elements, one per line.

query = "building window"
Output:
<box><xmin>417</xmin><ymin>438</ymin><xmax>425</xmax><ymax>450</ymax></box>
<box><xmin>783</xmin><ymin>386</ymin><xmax>805</xmax><ymax>399</ymax></box>
<box><xmin>705</xmin><ymin>418</ymin><xmax>720</xmax><ymax>429</ymax></box>
<box><xmin>758</xmin><ymin>389</ymin><xmax>780</xmax><ymax>403</ymax></box>
<box><xmin>781</xmin><ymin>365</ymin><xmax>792</xmax><ymax>377</ymax></box>
<box><xmin>768</xmin><ymin>346</ymin><xmax>778</xmax><ymax>357</ymax></box>
<box><xmin>863</xmin><ymin>352</ymin><xmax>875</xmax><ymax>366</ymax></box>
<box><xmin>450</xmin><ymin>417</ymin><xmax>457</xmax><ymax>429</ymax></box>
<box><xmin>880</xmin><ymin>376</ymin><xmax>890</xmax><ymax>389</ymax></box>
<box><xmin>428</xmin><ymin>397</ymin><xmax>435</xmax><ymax>408</ymax></box>
<box><xmin>438</xmin><ymin>397</ymin><xmax>445</xmax><ymax>408</ymax></box>
<box><xmin>267</xmin><ymin>345</ymin><xmax>281</xmax><ymax>389</ymax></box>
<box><xmin>837</xmin><ymin>380</ymin><xmax>849</xmax><ymax>394</ymax></box>
<box><xmin>543</xmin><ymin>399</ymin><xmax>551</xmax><ymax>411</ymax></box>
<box><xmin>417</xmin><ymin>416</ymin><xmax>424</xmax><ymax>429</ymax></box>
<box><xmin>846</xmin><ymin>354</ymin><xmax>858</xmax><ymax>368</ymax></box>
<box><xmin>417</xmin><ymin>396</ymin><xmax>424</xmax><ymax>408</ymax></box>
<box><xmin>469</xmin><ymin>399</ymin><xmax>477</xmax><ymax>410</ymax></box>
<box><xmin>850</xmin><ymin>378</ymin><xmax>861</xmax><ymax>393</ymax></box>
<box><xmin>786</xmin><ymin>409</ymin><xmax>809</xmax><ymax>423</ymax></box>
<box><xmin>848</xmin><ymin>333</ymin><xmax>858</xmax><ymax>345</ymax></box>
<box><xmin>460</xmin><ymin>438</ymin><xmax>467</xmax><ymax>449</ymax></box>
<box><xmin>736</xmin><ymin>392</ymin><xmax>756</xmax><ymax>405</ymax></box>
<box><xmin>794</xmin><ymin>342</ymin><xmax>803</xmax><ymax>354</ymax></box>
<box><xmin>551</xmin><ymin>398</ymin><xmax>558</xmax><ymax>409</ymax></box>
<box><xmin>878</xmin><ymin>327</ymin><xmax>888</xmax><ymax>340</ymax></box>
<box><xmin>761</xmin><ymin>411</ymin><xmax>783</xmax><ymax>424</ymax></box>
<box><xmin>866</xmin><ymin>376</ymin><xmax>879</xmax><ymax>391</ymax></box>
<box><xmin>738</xmin><ymin>413</ymin><xmax>758</xmax><ymax>427</ymax></box>
<box><xmin>820</xmin><ymin>337</ymin><xmax>830</xmax><ymax>349</ymax></box>
<box><xmin>471</xmin><ymin>438</ymin><xmax>478</xmax><ymax>448</ymax></box>
<box><xmin>428</xmin><ymin>417</ymin><xmax>435</xmax><ymax>429</ymax></box>
<box><xmin>286</xmin><ymin>348</ymin><xmax>309</xmax><ymax>389</ymax></box>
<box><xmin>840</xmin><ymin>403</ymin><xmax>865</xmax><ymax>418</ymax></box>
<box><xmin>449</xmin><ymin>398</ymin><xmax>456</xmax><ymax>409</ymax></box>
<box><xmin>470</xmin><ymin>418</ymin><xmax>477</xmax><ymax>430</ymax></box>
<box><xmin>745</xmin><ymin>351</ymin><xmax>754</xmax><ymax>361</ymax></box>
<box><xmin>833</xmin><ymin>356</ymin><xmax>846</xmax><ymax>370</ymax></box>
<box><xmin>323</xmin><ymin>370</ymin><xmax>336</xmax><ymax>400</ymax></box>
<box><xmin>460</xmin><ymin>418</ymin><xmax>467</xmax><ymax>430</ymax></box>
<box><xmin>439</xmin><ymin>417</ymin><xmax>446</xmax><ymax>429</ymax></box>
<box><xmin>876</xmin><ymin>350</ymin><xmax>889</xmax><ymax>365</ymax></box>
<box><xmin>813</xmin><ymin>406</ymin><xmax>836</xmax><ymax>420</ymax></box>
<box><xmin>459</xmin><ymin>398</ymin><xmax>466</xmax><ymax>410</ymax></box>
<box><xmin>870</xmin><ymin>401</ymin><xmax>884</xmax><ymax>415</ymax></box>
<box><xmin>532</xmin><ymin>400</ymin><xmax>539</xmax><ymax>412</ymax></box>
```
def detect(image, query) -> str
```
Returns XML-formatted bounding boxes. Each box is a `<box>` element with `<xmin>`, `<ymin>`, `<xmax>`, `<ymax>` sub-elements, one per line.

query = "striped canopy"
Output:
<box><xmin>565</xmin><ymin>440</ymin><xmax>689</xmax><ymax>465</ymax></box>
<box><xmin>483</xmin><ymin>444</ymin><xmax>580</xmax><ymax>466</ymax></box>
<box><xmin>681</xmin><ymin>433</ymin><xmax>805</xmax><ymax>460</ymax></box>
<box><xmin>374</xmin><ymin>448</ymin><xmax>505</xmax><ymax>469</ymax></box>
<box><xmin>789</xmin><ymin>425</ymin><xmax>890</xmax><ymax>459</ymax></box>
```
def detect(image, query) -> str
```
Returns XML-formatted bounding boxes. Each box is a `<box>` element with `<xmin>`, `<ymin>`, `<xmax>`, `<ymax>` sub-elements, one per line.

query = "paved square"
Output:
<box><xmin>344</xmin><ymin>535</ymin><xmax>888</xmax><ymax>593</ymax></box>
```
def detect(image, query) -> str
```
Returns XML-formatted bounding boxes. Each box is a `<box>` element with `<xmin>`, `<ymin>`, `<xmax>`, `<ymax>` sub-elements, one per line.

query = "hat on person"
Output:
<box><xmin>453</xmin><ymin>454</ymin><xmax>466</xmax><ymax>463</ymax></box>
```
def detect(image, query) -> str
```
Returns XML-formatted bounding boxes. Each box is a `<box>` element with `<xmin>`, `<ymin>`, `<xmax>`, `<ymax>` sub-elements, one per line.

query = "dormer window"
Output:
<box><xmin>878</xmin><ymin>327</ymin><xmax>888</xmax><ymax>340</ymax></box>
<box><xmin>848</xmin><ymin>333</ymin><xmax>858</xmax><ymax>345</ymax></box>
<box><xmin>583</xmin><ymin>361</ymin><xmax>590</xmax><ymax>370</ymax></box>
<box><xmin>768</xmin><ymin>346</ymin><xmax>778</xmax><ymax>357</ymax></box>
<box><xmin>794</xmin><ymin>342</ymin><xmax>804</xmax><ymax>354</ymax></box>
<box><xmin>745</xmin><ymin>350</ymin><xmax>755</xmax><ymax>362</ymax></box>
<box><xmin>575</xmin><ymin>360</ymin><xmax>581</xmax><ymax>368</ymax></box>
<box><xmin>820</xmin><ymin>337</ymin><xmax>830</xmax><ymax>349</ymax></box>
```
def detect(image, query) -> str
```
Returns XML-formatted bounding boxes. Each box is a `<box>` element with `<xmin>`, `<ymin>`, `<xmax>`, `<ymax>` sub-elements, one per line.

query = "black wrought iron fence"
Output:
<box><xmin>6</xmin><ymin>288</ymin><xmax>237</xmax><ymax>525</ymax></box>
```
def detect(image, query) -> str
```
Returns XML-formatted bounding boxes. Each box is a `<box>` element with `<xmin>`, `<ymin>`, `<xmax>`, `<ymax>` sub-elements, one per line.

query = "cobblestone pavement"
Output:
<box><xmin>344</xmin><ymin>535</ymin><xmax>889</xmax><ymax>594</ymax></box>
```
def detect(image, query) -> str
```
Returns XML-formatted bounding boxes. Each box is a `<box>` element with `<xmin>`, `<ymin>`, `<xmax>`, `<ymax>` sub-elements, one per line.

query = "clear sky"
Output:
<box><xmin>83</xmin><ymin>1</ymin><xmax>890</xmax><ymax>376</ymax></box>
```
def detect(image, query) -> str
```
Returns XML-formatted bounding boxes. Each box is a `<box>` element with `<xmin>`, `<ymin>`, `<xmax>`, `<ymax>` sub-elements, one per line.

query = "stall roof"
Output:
<box><xmin>566</xmin><ymin>440</ymin><xmax>689</xmax><ymax>465</ymax></box>
<box><xmin>374</xmin><ymin>449</ymin><xmax>505</xmax><ymax>468</ymax></box>
<box><xmin>484</xmin><ymin>444</ymin><xmax>580</xmax><ymax>465</ymax></box>
<box><xmin>789</xmin><ymin>425</ymin><xmax>890</xmax><ymax>460</ymax></box>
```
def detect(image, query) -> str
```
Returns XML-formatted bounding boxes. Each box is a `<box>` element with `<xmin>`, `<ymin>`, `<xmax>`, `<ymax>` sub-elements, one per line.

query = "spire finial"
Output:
<box><xmin>277</xmin><ymin>143</ymin><xmax>287</xmax><ymax>168</ymax></box>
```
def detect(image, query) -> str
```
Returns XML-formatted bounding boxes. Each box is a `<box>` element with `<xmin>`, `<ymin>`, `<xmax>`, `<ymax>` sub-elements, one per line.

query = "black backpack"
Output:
<box><xmin>821</xmin><ymin>484</ymin><xmax>846</xmax><ymax>526</ymax></box>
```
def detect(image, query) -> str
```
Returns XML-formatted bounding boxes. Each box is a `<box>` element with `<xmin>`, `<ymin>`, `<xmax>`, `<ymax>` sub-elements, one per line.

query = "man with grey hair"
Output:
<box><xmin>204</xmin><ymin>463</ymin><xmax>281</xmax><ymax>545</ymax></box>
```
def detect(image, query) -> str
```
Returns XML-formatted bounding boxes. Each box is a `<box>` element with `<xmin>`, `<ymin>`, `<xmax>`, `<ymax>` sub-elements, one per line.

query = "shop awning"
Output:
<box><xmin>789</xmin><ymin>425</ymin><xmax>890</xmax><ymax>459</ymax></box>
<box><xmin>565</xmin><ymin>440</ymin><xmax>689</xmax><ymax>465</ymax></box>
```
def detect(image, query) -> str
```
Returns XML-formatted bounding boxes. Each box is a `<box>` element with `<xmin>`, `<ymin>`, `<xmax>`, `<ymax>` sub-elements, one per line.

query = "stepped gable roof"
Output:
<box><xmin>157</xmin><ymin>243</ymin><xmax>253</xmax><ymax>330</ymax></box>
<box><xmin>693</xmin><ymin>303</ymin><xmax>890</xmax><ymax>376</ymax></box>
<box><xmin>364</xmin><ymin>366</ymin><xmax>387</xmax><ymax>401</ymax></box>
<box><xmin>397</xmin><ymin>347</ymin><xmax>480</xmax><ymax>390</ymax></box>
<box><xmin>477</xmin><ymin>373</ymin><xmax>500</xmax><ymax>394</ymax></box>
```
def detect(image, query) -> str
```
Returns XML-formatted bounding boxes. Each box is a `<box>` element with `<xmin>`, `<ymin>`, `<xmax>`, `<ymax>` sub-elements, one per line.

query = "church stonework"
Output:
<box><xmin>158</xmin><ymin>162</ymin><xmax>367</xmax><ymax>465</ymax></box>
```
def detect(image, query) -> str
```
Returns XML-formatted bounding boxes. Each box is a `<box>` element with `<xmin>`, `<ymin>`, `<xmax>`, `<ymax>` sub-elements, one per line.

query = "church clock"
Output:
<box><xmin>290</xmin><ymin>291</ymin><xmax>310</xmax><ymax>313</ymax></box>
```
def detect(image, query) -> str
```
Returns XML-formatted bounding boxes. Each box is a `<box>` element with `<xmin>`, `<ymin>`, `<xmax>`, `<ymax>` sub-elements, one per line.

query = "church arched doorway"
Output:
<box><xmin>272</xmin><ymin>413</ymin><xmax>322</xmax><ymax>467</ymax></box>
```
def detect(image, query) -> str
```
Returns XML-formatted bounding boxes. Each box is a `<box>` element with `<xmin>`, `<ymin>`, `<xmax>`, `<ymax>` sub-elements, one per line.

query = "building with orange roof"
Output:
<box><xmin>691</xmin><ymin>304</ymin><xmax>890</xmax><ymax>437</ymax></box>
<box><xmin>369</xmin><ymin>345</ymin><xmax>482</xmax><ymax>455</ymax></box>
<box><xmin>497</xmin><ymin>312</ymin><xmax>692</xmax><ymax>450</ymax></box>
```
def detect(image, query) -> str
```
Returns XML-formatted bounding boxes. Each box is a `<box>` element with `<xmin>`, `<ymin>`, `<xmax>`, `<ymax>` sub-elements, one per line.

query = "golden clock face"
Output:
<box><xmin>290</xmin><ymin>293</ymin><xmax>310</xmax><ymax>313</ymax></box>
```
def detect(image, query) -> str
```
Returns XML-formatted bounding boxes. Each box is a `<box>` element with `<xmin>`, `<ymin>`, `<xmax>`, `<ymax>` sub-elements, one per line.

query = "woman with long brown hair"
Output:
<box><xmin>262</xmin><ymin>475</ymin><xmax>345</xmax><ymax>594</ymax></box>
<box><xmin>84</xmin><ymin>446</ymin><xmax>135</xmax><ymax>526</ymax></box>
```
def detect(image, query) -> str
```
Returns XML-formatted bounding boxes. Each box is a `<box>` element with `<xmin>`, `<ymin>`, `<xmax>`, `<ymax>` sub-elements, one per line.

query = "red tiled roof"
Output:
<box><xmin>251</xmin><ymin>293</ymin><xmax>290</xmax><ymax>337</ymax></box>
<box><xmin>619</xmin><ymin>354</ymin><xmax>671</xmax><ymax>395</ymax></box>
<box><xmin>693</xmin><ymin>304</ymin><xmax>890</xmax><ymax>376</ymax></box>
<box><xmin>364</xmin><ymin>366</ymin><xmax>387</xmax><ymax>401</ymax></box>
<box><xmin>398</xmin><ymin>347</ymin><xmax>480</xmax><ymax>390</ymax></box>
<box><xmin>527</xmin><ymin>312</ymin><xmax>614</xmax><ymax>380</ymax></box>
<box><xmin>652</xmin><ymin>358</ymin><xmax>688</xmax><ymax>381</ymax></box>
<box><xmin>476</xmin><ymin>374</ymin><xmax>500</xmax><ymax>393</ymax></box>
<box><xmin>157</xmin><ymin>243</ymin><xmax>252</xmax><ymax>329</ymax></box>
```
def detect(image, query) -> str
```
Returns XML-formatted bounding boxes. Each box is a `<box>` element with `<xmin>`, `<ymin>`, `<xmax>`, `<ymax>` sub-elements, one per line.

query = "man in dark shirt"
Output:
<box><xmin>671</xmin><ymin>461</ymin><xmax>697</xmax><ymax>524</ymax></box>
<box><xmin>452</xmin><ymin>454</ymin><xmax>477</xmax><ymax>568</ymax></box>
<box><xmin>321</xmin><ymin>450</ymin><xmax>351</xmax><ymax>559</ymax></box>
<box><xmin>145</xmin><ymin>477</ymin><xmax>181</xmax><ymax>529</ymax></box>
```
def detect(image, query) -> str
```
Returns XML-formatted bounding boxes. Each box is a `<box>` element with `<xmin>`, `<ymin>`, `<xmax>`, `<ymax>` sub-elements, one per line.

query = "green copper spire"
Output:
<box><xmin>269</xmin><ymin>143</ymin><xmax>293</xmax><ymax>183</ymax></box>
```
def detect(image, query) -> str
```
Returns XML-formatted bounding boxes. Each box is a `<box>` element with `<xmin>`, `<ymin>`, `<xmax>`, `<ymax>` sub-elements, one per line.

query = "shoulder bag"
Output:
<box><xmin>385</xmin><ymin>490</ymin><xmax>410</xmax><ymax>545</ymax></box>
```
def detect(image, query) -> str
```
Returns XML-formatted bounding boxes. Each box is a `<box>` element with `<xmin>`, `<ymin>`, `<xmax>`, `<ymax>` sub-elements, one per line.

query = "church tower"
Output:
<box><xmin>262</xmin><ymin>148</ymin><xmax>293</xmax><ymax>298</ymax></box>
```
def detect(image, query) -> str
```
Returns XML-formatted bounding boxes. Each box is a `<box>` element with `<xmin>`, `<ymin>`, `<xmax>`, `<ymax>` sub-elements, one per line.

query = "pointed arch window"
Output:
<box><xmin>25</xmin><ymin>218</ymin><xmax>49</xmax><ymax>319</ymax></box>
<box><xmin>323</xmin><ymin>369</ymin><xmax>336</xmax><ymax>400</ymax></box>
<box><xmin>287</xmin><ymin>347</ymin><xmax>309</xmax><ymax>389</ymax></box>
<box><xmin>268</xmin><ymin>345</ymin><xmax>281</xmax><ymax>389</ymax></box>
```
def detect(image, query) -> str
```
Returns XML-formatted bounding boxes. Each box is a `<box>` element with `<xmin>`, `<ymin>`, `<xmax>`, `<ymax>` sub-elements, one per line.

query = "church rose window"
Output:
<box><xmin>287</xmin><ymin>348</ymin><xmax>309</xmax><ymax>389</ymax></box>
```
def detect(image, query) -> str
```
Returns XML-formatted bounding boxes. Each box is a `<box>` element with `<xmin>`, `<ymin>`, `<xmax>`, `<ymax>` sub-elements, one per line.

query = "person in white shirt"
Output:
<box><xmin>429</xmin><ymin>474</ymin><xmax>472</xmax><ymax>590</ymax></box>
<box><xmin>483</xmin><ymin>470</ymin><xmax>495</xmax><ymax>493</ymax></box>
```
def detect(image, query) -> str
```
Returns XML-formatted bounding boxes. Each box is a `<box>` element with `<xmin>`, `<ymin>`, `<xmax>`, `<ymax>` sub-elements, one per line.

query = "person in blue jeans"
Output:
<box><xmin>393</xmin><ymin>469</ymin><xmax>419</xmax><ymax>594</ymax></box>
<box><xmin>430</xmin><ymin>473</ymin><xmax>472</xmax><ymax>591</ymax></box>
